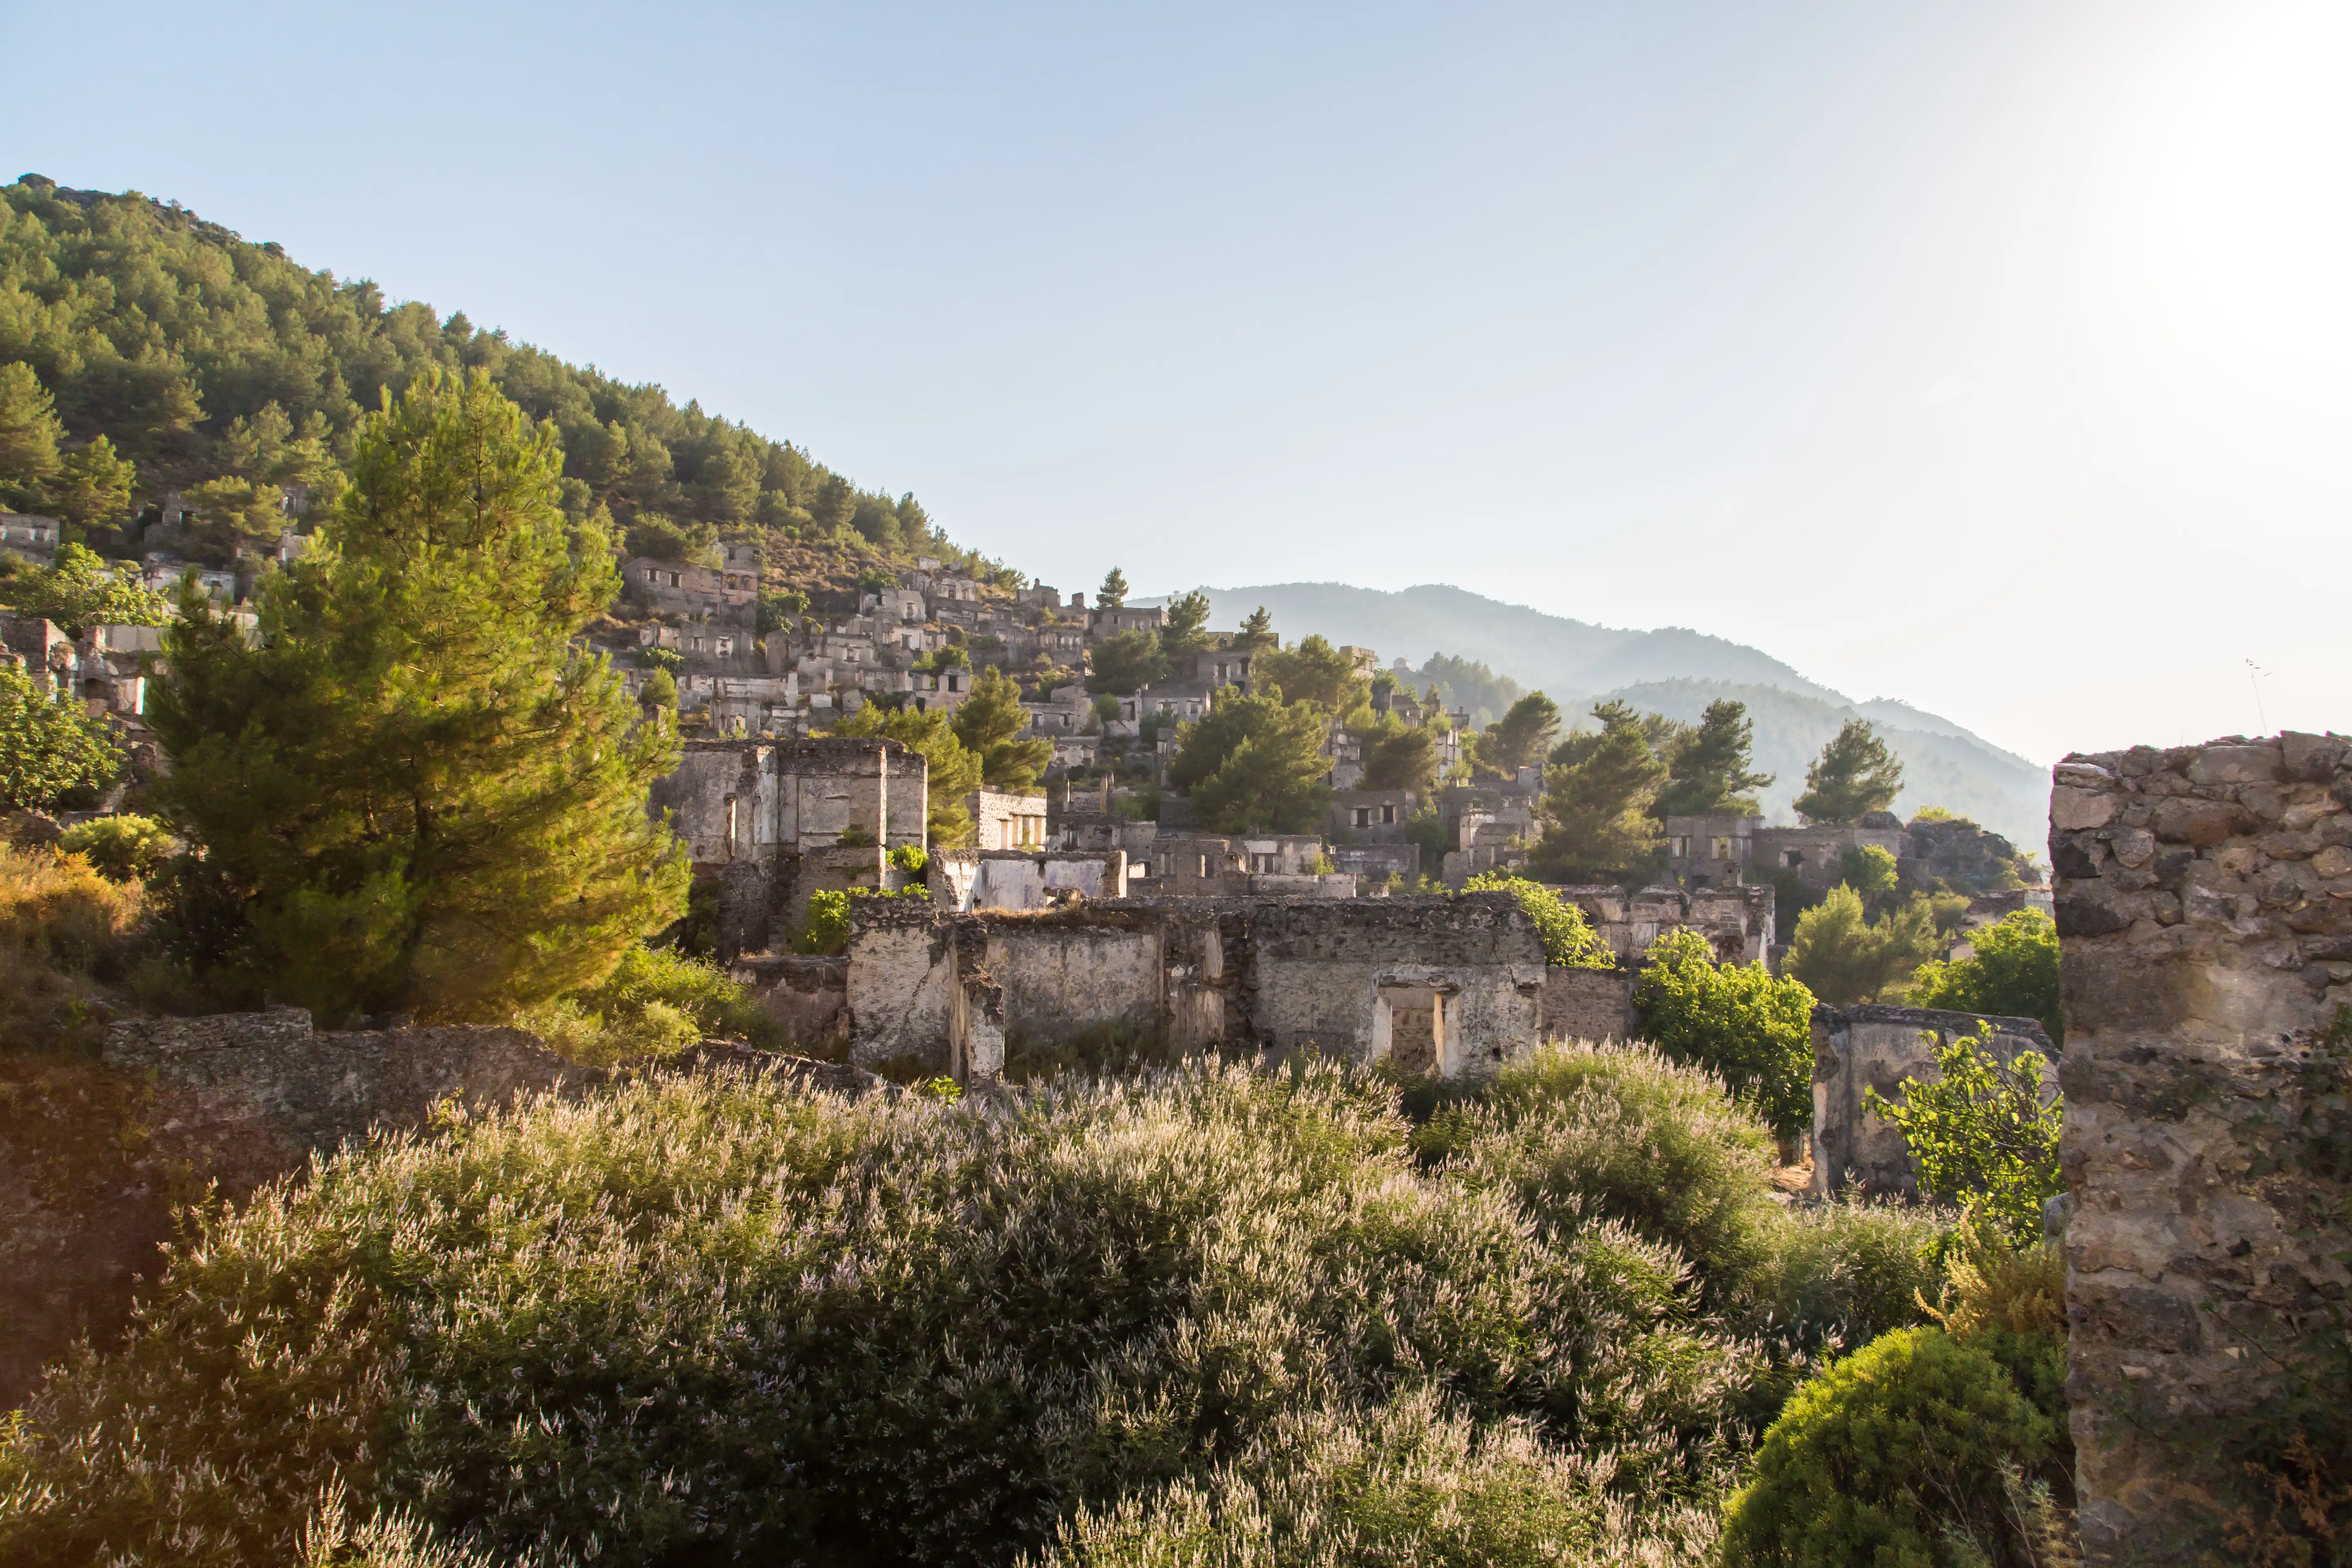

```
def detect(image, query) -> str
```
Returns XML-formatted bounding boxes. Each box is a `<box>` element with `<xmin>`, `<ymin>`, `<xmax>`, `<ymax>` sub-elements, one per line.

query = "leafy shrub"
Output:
<box><xmin>1464</xmin><ymin>871</ymin><xmax>1613</xmax><ymax>969</ymax></box>
<box><xmin>1911</xmin><ymin>909</ymin><xmax>2064</xmax><ymax>1046</ymax></box>
<box><xmin>54</xmin><ymin>814</ymin><xmax>174</xmax><ymax>883</ymax></box>
<box><xmin>1036</xmin><ymin>1389</ymin><xmax>1722</xmax><ymax>1568</ymax></box>
<box><xmin>1632</xmin><ymin>930</ymin><xmax>1815</xmax><ymax>1138</ymax></box>
<box><xmin>0</xmin><ymin>659</ymin><xmax>121</xmax><ymax>811</ymax></box>
<box><xmin>514</xmin><ymin>942</ymin><xmax>778</xmax><ymax>1063</ymax></box>
<box><xmin>1865</xmin><ymin>1029</ymin><xmax>2062</xmax><ymax>1242</ymax></box>
<box><xmin>1782</xmin><ymin>885</ymin><xmax>1936</xmax><ymax>1006</ymax></box>
<box><xmin>0</xmin><ymin>1060</ymin><xmax>1756</xmax><ymax>1567</ymax></box>
<box><xmin>1718</xmin><ymin>1326</ymin><xmax>2068</xmax><ymax>1568</ymax></box>
<box><xmin>1411</xmin><ymin>1042</ymin><xmax>1943</xmax><ymax>1369</ymax></box>
<box><xmin>1742</xmin><ymin>1199</ymin><xmax>1955</xmax><ymax>1368</ymax></box>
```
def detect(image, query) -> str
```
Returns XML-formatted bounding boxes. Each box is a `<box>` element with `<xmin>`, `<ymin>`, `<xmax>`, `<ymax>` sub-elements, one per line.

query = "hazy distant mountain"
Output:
<box><xmin>1172</xmin><ymin>583</ymin><xmax>1849</xmax><ymax>705</ymax></box>
<box><xmin>1151</xmin><ymin>582</ymin><xmax>2051</xmax><ymax>848</ymax></box>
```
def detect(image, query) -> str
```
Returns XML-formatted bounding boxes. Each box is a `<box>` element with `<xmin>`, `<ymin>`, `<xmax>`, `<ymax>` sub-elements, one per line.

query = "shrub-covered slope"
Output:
<box><xmin>0</xmin><ymin>1046</ymin><xmax>1948</xmax><ymax>1568</ymax></box>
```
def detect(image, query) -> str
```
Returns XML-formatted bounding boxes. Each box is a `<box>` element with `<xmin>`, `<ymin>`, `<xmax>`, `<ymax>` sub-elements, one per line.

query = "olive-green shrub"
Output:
<box><xmin>1034</xmin><ymin>1388</ymin><xmax>1722</xmax><ymax>1568</ymax></box>
<box><xmin>1718</xmin><ymin>1326</ymin><xmax>2067</xmax><ymax>1568</ymax></box>
<box><xmin>0</xmin><ymin>1058</ymin><xmax>1757</xmax><ymax>1568</ymax></box>
<box><xmin>1416</xmin><ymin>1042</ymin><xmax>1946</xmax><ymax>1343</ymax></box>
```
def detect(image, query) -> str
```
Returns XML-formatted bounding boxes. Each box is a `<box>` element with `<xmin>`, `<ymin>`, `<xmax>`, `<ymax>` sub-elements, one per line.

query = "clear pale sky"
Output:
<box><xmin>8</xmin><ymin>1</ymin><xmax>2346</xmax><ymax>763</ymax></box>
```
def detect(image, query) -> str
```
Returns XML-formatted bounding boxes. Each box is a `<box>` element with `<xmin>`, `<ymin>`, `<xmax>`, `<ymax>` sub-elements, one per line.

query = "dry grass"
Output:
<box><xmin>0</xmin><ymin>843</ymin><xmax>150</xmax><ymax>1054</ymax></box>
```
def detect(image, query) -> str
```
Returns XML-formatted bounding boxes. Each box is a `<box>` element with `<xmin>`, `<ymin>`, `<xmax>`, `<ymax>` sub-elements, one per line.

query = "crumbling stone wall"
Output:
<box><xmin>1807</xmin><ymin>1004</ymin><xmax>2053</xmax><ymax>1199</ymax></box>
<box><xmin>103</xmin><ymin>1011</ymin><xmax>594</xmax><ymax>1160</ymax></box>
<box><xmin>1540</xmin><ymin>967</ymin><xmax>1636</xmax><ymax>1042</ymax></box>
<box><xmin>2052</xmin><ymin>732</ymin><xmax>2352</xmax><ymax>1564</ymax></box>
<box><xmin>844</xmin><ymin>894</ymin><xmax>1544</xmax><ymax>1079</ymax></box>
<box><xmin>649</xmin><ymin>737</ymin><xmax>927</xmax><ymax>957</ymax></box>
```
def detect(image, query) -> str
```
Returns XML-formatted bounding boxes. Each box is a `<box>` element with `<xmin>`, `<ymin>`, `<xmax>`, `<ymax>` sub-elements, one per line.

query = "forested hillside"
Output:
<box><xmin>0</xmin><ymin>176</ymin><xmax>1005</xmax><ymax>590</ymax></box>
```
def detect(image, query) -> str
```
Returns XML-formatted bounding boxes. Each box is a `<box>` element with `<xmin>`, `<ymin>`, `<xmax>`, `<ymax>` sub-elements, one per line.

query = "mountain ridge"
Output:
<box><xmin>1145</xmin><ymin>581</ymin><xmax>2050</xmax><ymax>848</ymax></box>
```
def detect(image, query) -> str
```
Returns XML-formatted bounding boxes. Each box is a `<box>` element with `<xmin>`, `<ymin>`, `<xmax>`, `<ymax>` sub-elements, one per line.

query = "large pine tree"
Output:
<box><xmin>151</xmin><ymin>370</ymin><xmax>688</xmax><ymax>1022</ymax></box>
<box><xmin>1655</xmin><ymin>699</ymin><xmax>1774</xmax><ymax>818</ymax></box>
<box><xmin>1529</xmin><ymin>700</ymin><xmax>1666</xmax><ymax>883</ymax></box>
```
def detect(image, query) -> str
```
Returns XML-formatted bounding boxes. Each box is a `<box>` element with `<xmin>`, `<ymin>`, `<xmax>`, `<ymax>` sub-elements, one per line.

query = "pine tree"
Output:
<box><xmin>834</xmin><ymin>700</ymin><xmax>982</xmax><ymax>846</ymax></box>
<box><xmin>1097</xmin><ymin>566</ymin><xmax>1129</xmax><ymax>608</ymax></box>
<box><xmin>0</xmin><ymin>361</ymin><xmax>63</xmax><ymax>506</ymax></box>
<box><xmin>1794</xmin><ymin>718</ymin><xmax>1904</xmax><ymax>824</ymax></box>
<box><xmin>1182</xmin><ymin>692</ymin><xmax>1332</xmax><ymax>833</ymax></box>
<box><xmin>1529</xmin><ymin>700</ymin><xmax>1666</xmax><ymax>883</ymax></box>
<box><xmin>1159</xmin><ymin>589</ymin><xmax>1213</xmax><ymax>659</ymax></box>
<box><xmin>951</xmin><ymin>666</ymin><xmax>1054</xmax><ymax>791</ymax></box>
<box><xmin>1232</xmin><ymin>605</ymin><xmax>1277</xmax><ymax>652</ymax></box>
<box><xmin>1470</xmin><ymin>692</ymin><xmax>1561</xmax><ymax>780</ymax></box>
<box><xmin>51</xmin><ymin>436</ymin><xmax>137</xmax><ymax>529</ymax></box>
<box><xmin>151</xmin><ymin>370</ymin><xmax>688</xmax><ymax>1022</ymax></box>
<box><xmin>1655</xmin><ymin>699</ymin><xmax>1774</xmax><ymax>817</ymax></box>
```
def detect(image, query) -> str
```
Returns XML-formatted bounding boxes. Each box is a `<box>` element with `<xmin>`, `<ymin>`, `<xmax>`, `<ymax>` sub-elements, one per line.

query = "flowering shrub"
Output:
<box><xmin>0</xmin><ymin>1056</ymin><xmax>1765</xmax><ymax>1567</ymax></box>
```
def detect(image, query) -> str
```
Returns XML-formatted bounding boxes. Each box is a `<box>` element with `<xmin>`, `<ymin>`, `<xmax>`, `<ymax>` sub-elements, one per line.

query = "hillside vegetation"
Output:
<box><xmin>0</xmin><ymin>177</ymin><xmax>1004</xmax><ymax>591</ymax></box>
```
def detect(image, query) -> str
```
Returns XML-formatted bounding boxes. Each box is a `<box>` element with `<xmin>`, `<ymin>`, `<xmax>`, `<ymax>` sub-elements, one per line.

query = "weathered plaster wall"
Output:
<box><xmin>2052</xmin><ymin>732</ymin><xmax>2352</xmax><ymax>1564</ymax></box>
<box><xmin>1540</xmin><ymin>966</ymin><xmax>1637</xmax><ymax>1042</ymax></box>
<box><xmin>987</xmin><ymin>920</ymin><xmax>1163</xmax><ymax>1042</ymax></box>
<box><xmin>843</xmin><ymin>893</ymin><xmax>1544</xmax><ymax>1078</ymax></box>
<box><xmin>729</xmin><ymin>954</ymin><xmax>850</xmax><ymax>1052</ymax></box>
<box><xmin>1807</xmin><ymin>1004</ymin><xmax>2054</xmax><ymax>1199</ymax></box>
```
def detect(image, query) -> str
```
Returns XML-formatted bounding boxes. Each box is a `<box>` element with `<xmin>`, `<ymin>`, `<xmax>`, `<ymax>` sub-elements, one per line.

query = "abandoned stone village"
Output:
<box><xmin>5</xmin><ymin>517</ymin><xmax>2349</xmax><ymax>1564</ymax></box>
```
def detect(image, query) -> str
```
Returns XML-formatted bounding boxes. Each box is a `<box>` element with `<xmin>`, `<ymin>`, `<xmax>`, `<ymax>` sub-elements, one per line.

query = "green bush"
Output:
<box><xmin>1036</xmin><ymin>1389</ymin><xmax>1722</xmax><ymax>1568</ymax></box>
<box><xmin>54</xmin><ymin>814</ymin><xmax>174</xmax><ymax>883</ymax></box>
<box><xmin>1463</xmin><ymin>871</ymin><xmax>1613</xmax><ymax>969</ymax></box>
<box><xmin>1632</xmin><ymin>930</ymin><xmax>1815</xmax><ymax>1138</ymax></box>
<box><xmin>513</xmin><ymin>942</ymin><xmax>779</xmax><ymax>1063</ymax></box>
<box><xmin>1910</xmin><ymin>909</ymin><xmax>2063</xmax><ymax>1045</ymax></box>
<box><xmin>1865</xmin><ymin>1029</ymin><xmax>2062</xmax><ymax>1242</ymax></box>
<box><xmin>1719</xmin><ymin>1326</ymin><xmax>2068</xmax><ymax>1568</ymax></box>
<box><xmin>1411</xmin><ymin>1042</ymin><xmax>1944</xmax><ymax>1368</ymax></box>
<box><xmin>0</xmin><ymin>1060</ymin><xmax>1757</xmax><ymax>1567</ymax></box>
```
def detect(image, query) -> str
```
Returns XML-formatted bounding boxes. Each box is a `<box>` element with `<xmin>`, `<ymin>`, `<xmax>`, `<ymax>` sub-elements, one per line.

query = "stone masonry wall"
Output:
<box><xmin>1539</xmin><ymin>966</ymin><xmax>1637</xmax><ymax>1043</ymax></box>
<box><xmin>844</xmin><ymin>894</ymin><xmax>1544</xmax><ymax>1079</ymax></box>
<box><xmin>2052</xmin><ymin>732</ymin><xmax>2352</xmax><ymax>1563</ymax></box>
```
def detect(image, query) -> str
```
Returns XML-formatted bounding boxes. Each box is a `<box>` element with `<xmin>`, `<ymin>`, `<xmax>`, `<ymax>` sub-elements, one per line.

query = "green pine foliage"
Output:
<box><xmin>1169</xmin><ymin>689</ymin><xmax>1333</xmax><ymax>833</ymax></box>
<box><xmin>1254</xmin><ymin>634</ymin><xmax>1370</xmax><ymax>715</ymax></box>
<box><xmin>1911</xmin><ymin>909</ymin><xmax>2064</xmax><ymax>1045</ymax></box>
<box><xmin>1654</xmin><ymin>699</ymin><xmax>1773</xmax><ymax>819</ymax></box>
<box><xmin>1792</xmin><ymin>719</ymin><xmax>1904</xmax><ymax>826</ymax></box>
<box><xmin>1469</xmin><ymin>692</ymin><xmax>1562</xmax><ymax>780</ymax></box>
<box><xmin>1630</xmin><ymin>929</ymin><xmax>1817</xmax><ymax>1140</ymax></box>
<box><xmin>1357</xmin><ymin>716</ymin><xmax>1438</xmax><ymax>792</ymax></box>
<box><xmin>1083</xmin><ymin>628</ymin><xmax>1167</xmax><ymax>695</ymax></box>
<box><xmin>0</xmin><ymin>658</ymin><xmax>120</xmax><ymax>810</ymax></box>
<box><xmin>832</xmin><ymin>700</ymin><xmax>983</xmax><ymax>846</ymax></box>
<box><xmin>1530</xmin><ymin>700</ymin><xmax>1666</xmax><ymax>884</ymax></box>
<box><xmin>0</xmin><ymin>179</ymin><xmax>995</xmax><ymax>576</ymax></box>
<box><xmin>147</xmin><ymin>370</ymin><xmax>688</xmax><ymax>1023</ymax></box>
<box><xmin>1783</xmin><ymin>884</ymin><xmax>1938</xmax><ymax>1005</ymax></box>
<box><xmin>951</xmin><ymin>666</ymin><xmax>1054</xmax><ymax>792</ymax></box>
